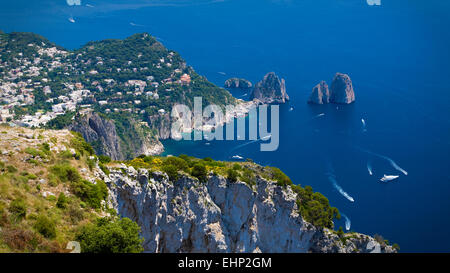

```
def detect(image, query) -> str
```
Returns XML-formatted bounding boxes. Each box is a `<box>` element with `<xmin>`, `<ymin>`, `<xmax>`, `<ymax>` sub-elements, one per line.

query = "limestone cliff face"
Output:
<box><xmin>250</xmin><ymin>72</ymin><xmax>289</xmax><ymax>104</ymax></box>
<box><xmin>147</xmin><ymin>113</ymin><xmax>171</xmax><ymax>140</ymax></box>
<box><xmin>330</xmin><ymin>73</ymin><xmax>355</xmax><ymax>104</ymax></box>
<box><xmin>69</xmin><ymin>112</ymin><xmax>163</xmax><ymax>160</ymax></box>
<box><xmin>69</xmin><ymin>112</ymin><xmax>123</xmax><ymax>160</ymax></box>
<box><xmin>308</xmin><ymin>81</ymin><xmax>330</xmax><ymax>104</ymax></box>
<box><xmin>98</xmin><ymin>165</ymin><xmax>396</xmax><ymax>253</ymax></box>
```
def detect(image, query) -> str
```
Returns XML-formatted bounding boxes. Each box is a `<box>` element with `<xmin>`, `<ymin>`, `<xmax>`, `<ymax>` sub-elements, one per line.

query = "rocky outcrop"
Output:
<box><xmin>250</xmin><ymin>72</ymin><xmax>289</xmax><ymax>104</ymax></box>
<box><xmin>69</xmin><ymin>112</ymin><xmax>123</xmax><ymax>160</ymax></box>
<box><xmin>147</xmin><ymin>113</ymin><xmax>171</xmax><ymax>140</ymax></box>
<box><xmin>308</xmin><ymin>81</ymin><xmax>330</xmax><ymax>104</ymax></box>
<box><xmin>330</xmin><ymin>73</ymin><xmax>355</xmax><ymax>104</ymax></box>
<box><xmin>100</xmin><ymin>165</ymin><xmax>396</xmax><ymax>253</ymax></box>
<box><xmin>308</xmin><ymin>73</ymin><xmax>355</xmax><ymax>105</ymax></box>
<box><xmin>69</xmin><ymin>112</ymin><xmax>164</xmax><ymax>160</ymax></box>
<box><xmin>224</xmin><ymin>78</ymin><xmax>253</xmax><ymax>89</ymax></box>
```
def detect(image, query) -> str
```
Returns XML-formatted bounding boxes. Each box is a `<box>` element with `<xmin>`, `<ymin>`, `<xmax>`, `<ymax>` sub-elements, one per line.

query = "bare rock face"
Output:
<box><xmin>148</xmin><ymin>113</ymin><xmax>171</xmax><ymax>140</ymax></box>
<box><xmin>308</xmin><ymin>81</ymin><xmax>330</xmax><ymax>104</ymax></box>
<box><xmin>101</xmin><ymin>165</ymin><xmax>396</xmax><ymax>253</ymax></box>
<box><xmin>330</xmin><ymin>73</ymin><xmax>355</xmax><ymax>104</ymax></box>
<box><xmin>225</xmin><ymin>78</ymin><xmax>252</xmax><ymax>89</ymax></box>
<box><xmin>70</xmin><ymin>112</ymin><xmax>164</xmax><ymax>160</ymax></box>
<box><xmin>69</xmin><ymin>112</ymin><xmax>123</xmax><ymax>160</ymax></box>
<box><xmin>250</xmin><ymin>72</ymin><xmax>289</xmax><ymax>104</ymax></box>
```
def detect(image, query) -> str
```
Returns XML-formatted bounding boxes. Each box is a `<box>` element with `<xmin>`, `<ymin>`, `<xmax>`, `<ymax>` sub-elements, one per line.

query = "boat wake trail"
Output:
<box><xmin>327</xmin><ymin>174</ymin><xmax>355</xmax><ymax>203</ymax></box>
<box><xmin>230</xmin><ymin>139</ymin><xmax>259</xmax><ymax>152</ymax></box>
<box><xmin>356</xmin><ymin>147</ymin><xmax>408</xmax><ymax>176</ymax></box>
<box><xmin>231</xmin><ymin>135</ymin><xmax>271</xmax><ymax>152</ymax></box>
<box><xmin>341</xmin><ymin>213</ymin><xmax>351</xmax><ymax>231</ymax></box>
<box><xmin>367</xmin><ymin>161</ymin><xmax>373</xmax><ymax>176</ymax></box>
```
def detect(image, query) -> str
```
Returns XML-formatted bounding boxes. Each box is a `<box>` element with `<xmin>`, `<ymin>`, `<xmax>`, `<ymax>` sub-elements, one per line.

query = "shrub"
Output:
<box><xmin>161</xmin><ymin>164</ymin><xmax>179</xmax><ymax>182</ymax></box>
<box><xmin>27</xmin><ymin>173</ymin><xmax>37</xmax><ymax>180</ymax></box>
<box><xmin>70</xmin><ymin>179</ymin><xmax>108</xmax><ymax>209</ymax></box>
<box><xmin>271</xmin><ymin>167</ymin><xmax>292</xmax><ymax>187</ymax></box>
<box><xmin>337</xmin><ymin>226</ymin><xmax>345</xmax><ymax>237</ymax></box>
<box><xmin>24</xmin><ymin>147</ymin><xmax>46</xmax><ymax>158</ymax></box>
<box><xmin>70</xmin><ymin>132</ymin><xmax>94</xmax><ymax>156</ymax></box>
<box><xmin>1</xmin><ymin>227</ymin><xmax>39</xmax><ymax>251</ymax></box>
<box><xmin>191</xmin><ymin>164</ymin><xmax>207</xmax><ymax>182</ymax></box>
<box><xmin>41</xmin><ymin>142</ymin><xmax>50</xmax><ymax>151</ymax></box>
<box><xmin>33</xmin><ymin>215</ymin><xmax>56</xmax><ymax>239</ymax></box>
<box><xmin>163</xmin><ymin>156</ymin><xmax>188</xmax><ymax>171</ymax></box>
<box><xmin>240</xmin><ymin>168</ymin><xmax>256</xmax><ymax>186</ymax></box>
<box><xmin>86</xmin><ymin>157</ymin><xmax>96</xmax><ymax>170</ymax></box>
<box><xmin>292</xmin><ymin>184</ymin><xmax>340</xmax><ymax>229</ymax></box>
<box><xmin>128</xmin><ymin>158</ymin><xmax>149</xmax><ymax>169</ymax></box>
<box><xmin>178</xmin><ymin>154</ymin><xmax>193</xmax><ymax>165</ymax></box>
<box><xmin>6</xmin><ymin>165</ymin><xmax>17</xmax><ymax>173</ymax></box>
<box><xmin>232</xmin><ymin>163</ymin><xmax>242</xmax><ymax>171</ymax></box>
<box><xmin>56</xmin><ymin>192</ymin><xmax>68</xmax><ymax>209</ymax></box>
<box><xmin>76</xmin><ymin>217</ymin><xmax>144</xmax><ymax>253</ymax></box>
<box><xmin>49</xmin><ymin>164</ymin><xmax>81</xmax><ymax>183</ymax></box>
<box><xmin>99</xmin><ymin>163</ymin><xmax>110</xmax><ymax>175</ymax></box>
<box><xmin>9</xmin><ymin>198</ymin><xmax>27</xmax><ymax>220</ymax></box>
<box><xmin>59</xmin><ymin>150</ymin><xmax>74</xmax><ymax>159</ymax></box>
<box><xmin>142</xmin><ymin>155</ymin><xmax>154</xmax><ymax>163</ymax></box>
<box><xmin>68</xmin><ymin>202</ymin><xmax>84</xmax><ymax>224</ymax></box>
<box><xmin>226</xmin><ymin>169</ymin><xmax>239</xmax><ymax>183</ymax></box>
<box><xmin>98</xmin><ymin>155</ymin><xmax>111</xmax><ymax>164</ymax></box>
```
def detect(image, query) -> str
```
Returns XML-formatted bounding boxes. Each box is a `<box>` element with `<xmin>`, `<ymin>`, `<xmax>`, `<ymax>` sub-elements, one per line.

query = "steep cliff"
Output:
<box><xmin>69</xmin><ymin>112</ymin><xmax>163</xmax><ymax>160</ymax></box>
<box><xmin>99</xmin><ymin>164</ymin><xmax>396</xmax><ymax>253</ymax></box>
<box><xmin>308</xmin><ymin>73</ymin><xmax>356</xmax><ymax>105</ymax></box>
<box><xmin>250</xmin><ymin>72</ymin><xmax>289</xmax><ymax>104</ymax></box>
<box><xmin>147</xmin><ymin>113</ymin><xmax>171</xmax><ymax>140</ymax></box>
<box><xmin>308</xmin><ymin>81</ymin><xmax>330</xmax><ymax>104</ymax></box>
<box><xmin>330</xmin><ymin>73</ymin><xmax>355</xmax><ymax>104</ymax></box>
<box><xmin>68</xmin><ymin>112</ymin><xmax>123</xmax><ymax>160</ymax></box>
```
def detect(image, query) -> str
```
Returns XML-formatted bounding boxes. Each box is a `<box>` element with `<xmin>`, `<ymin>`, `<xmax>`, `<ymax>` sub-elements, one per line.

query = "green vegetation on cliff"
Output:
<box><xmin>0</xmin><ymin>125</ymin><xmax>142</xmax><ymax>253</ymax></box>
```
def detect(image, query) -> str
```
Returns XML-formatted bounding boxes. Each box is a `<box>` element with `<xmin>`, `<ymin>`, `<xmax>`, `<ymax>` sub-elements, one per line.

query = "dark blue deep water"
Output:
<box><xmin>2</xmin><ymin>0</ymin><xmax>450</xmax><ymax>252</ymax></box>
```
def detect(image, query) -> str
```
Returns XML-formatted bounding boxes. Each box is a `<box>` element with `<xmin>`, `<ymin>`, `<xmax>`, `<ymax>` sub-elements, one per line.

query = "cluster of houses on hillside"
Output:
<box><xmin>0</xmin><ymin>37</ymin><xmax>193</xmax><ymax>127</ymax></box>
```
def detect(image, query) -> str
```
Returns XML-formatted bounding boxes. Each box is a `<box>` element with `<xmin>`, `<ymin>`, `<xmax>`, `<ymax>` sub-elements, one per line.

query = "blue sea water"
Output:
<box><xmin>1</xmin><ymin>0</ymin><xmax>450</xmax><ymax>252</ymax></box>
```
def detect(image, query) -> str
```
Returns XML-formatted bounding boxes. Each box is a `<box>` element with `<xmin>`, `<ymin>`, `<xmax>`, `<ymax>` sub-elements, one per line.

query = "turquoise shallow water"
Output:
<box><xmin>1</xmin><ymin>0</ymin><xmax>450</xmax><ymax>252</ymax></box>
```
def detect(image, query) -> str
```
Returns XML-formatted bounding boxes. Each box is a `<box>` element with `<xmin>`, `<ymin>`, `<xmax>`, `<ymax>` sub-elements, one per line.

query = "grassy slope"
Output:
<box><xmin>0</xmin><ymin>124</ymin><xmax>109</xmax><ymax>252</ymax></box>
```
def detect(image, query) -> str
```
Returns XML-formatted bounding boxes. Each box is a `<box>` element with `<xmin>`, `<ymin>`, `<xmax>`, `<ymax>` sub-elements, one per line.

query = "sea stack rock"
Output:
<box><xmin>329</xmin><ymin>73</ymin><xmax>355</xmax><ymax>104</ymax></box>
<box><xmin>250</xmin><ymin>72</ymin><xmax>289</xmax><ymax>104</ymax></box>
<box><xmin>308</xmin><ymin>81</ymin><xmax>330</xmax><ymax>104</ymax></box>
<box><xmin>224</xmin><ymin>78</ymin><xmax>252</xmax><ymax>89</ymax></box>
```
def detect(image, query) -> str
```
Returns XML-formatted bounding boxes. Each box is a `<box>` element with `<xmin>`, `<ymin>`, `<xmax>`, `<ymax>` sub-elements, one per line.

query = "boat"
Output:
<box><xmin>380</xmin><ymin>175</ymin><xmax>400</xmax><ymax>182</ymax></box>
